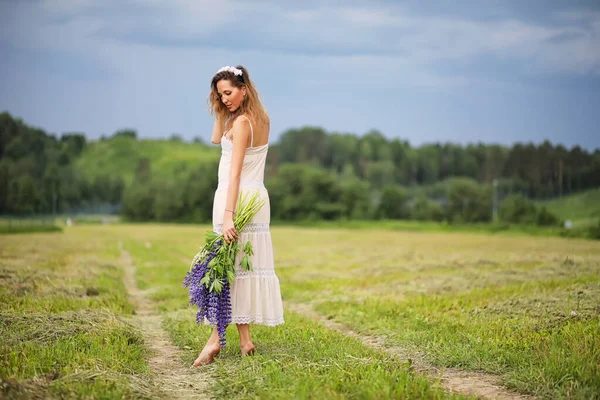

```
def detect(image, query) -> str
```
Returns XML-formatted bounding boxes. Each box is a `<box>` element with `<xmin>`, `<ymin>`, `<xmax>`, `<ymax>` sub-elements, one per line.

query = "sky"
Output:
<box><xmin>1</xmin><ymin>0</ymin><xmax>599</xmax><ymax>150</ymax></box>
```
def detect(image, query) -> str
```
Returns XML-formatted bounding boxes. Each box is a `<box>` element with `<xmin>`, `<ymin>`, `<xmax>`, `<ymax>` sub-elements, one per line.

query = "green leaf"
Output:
<box><xmin>200</xmin><ymin>275</ymin><xmax>210</xmax><ymax>287</ymax></box>
<box><xmin>213</xmin><ymin>279</ymin><xmax>223</xmax><ymax>294</ymax></box>
<box><xmin>208</xmin><ymin>258</ymin><xmax>218</xmax><ymax>270</ymax></box>
<box><xmin>205</xmin><ymin>231</ymin><xmax>218</xmax><ymax>243</ymax></box>
<box><xmin>240</xmin><ymin>255</ymin><xmax>249</xmax><ymax>271</ymax></box>
<box><xmin>244</xmin><ymin>241</ymin><xmax>254</xmax><ymax>256</ymax></box>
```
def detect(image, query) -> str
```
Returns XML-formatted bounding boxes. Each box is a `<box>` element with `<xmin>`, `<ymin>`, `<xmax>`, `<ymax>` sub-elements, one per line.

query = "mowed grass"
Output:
<box><xmin>119</xmin><ymin>224</ymin><xmax>469</xmax><ymax>399</ymax></box>
<box><xmin>119</xmin><ymin>224</ymin><xmax>600</xmax><ymax>400</ymax></box>
<box><xmin>276</xmin><ymin>228</ymin><xmax>600</xmax><ymax>400</ymax></box>
<box><xmin>2</xmin><ymin>224</ymin><xmax>599</xmax><ymax>399</ymax></box>
<box><xmin>0</xmin><ymin>229</ymin><xmax>156</xmax><ymax>399</ymax></box>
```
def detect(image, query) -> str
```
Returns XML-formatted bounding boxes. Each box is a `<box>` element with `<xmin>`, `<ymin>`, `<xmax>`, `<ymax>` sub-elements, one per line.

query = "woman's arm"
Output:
<box><xmin>211</xmin><ymin>118</ymin><xmax>224</xmax><ymax>144</ymax></box>
<box><xmin>221</xmin><ymin>117</ymin><xmax>252</xmax><ymax>243</ymax></box>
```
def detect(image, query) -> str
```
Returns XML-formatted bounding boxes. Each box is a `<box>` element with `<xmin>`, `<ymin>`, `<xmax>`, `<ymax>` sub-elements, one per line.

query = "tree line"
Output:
<box><xmin>267</xmin><ymin>127</ymin><xmax>600</xmax><ymax>198</ymax></box>
<box><xmin>0</xmin><ymin>112</ymin><xmax>124</xmax><ymax>215</ymax></box>
<box><xmin>1</xmin><ymin>112</ymin><xmax>599</xmax><ymax>226</ymax></box>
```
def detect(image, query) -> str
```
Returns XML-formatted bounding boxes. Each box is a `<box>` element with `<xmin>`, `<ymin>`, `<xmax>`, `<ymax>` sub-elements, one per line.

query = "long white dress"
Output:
<box><xmin>211</xmin><ymin>116</ymin><xmax>284</xmax><ymax>326</ymax></box>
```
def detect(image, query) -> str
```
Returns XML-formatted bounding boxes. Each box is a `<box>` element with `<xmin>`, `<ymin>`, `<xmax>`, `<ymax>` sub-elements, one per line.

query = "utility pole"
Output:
<box><xmin>492</xmin><ymin>179</ymin><xmax>498</xmax><ymax>223</ymax></box>
<box><xmin>52</xmin><ymin>187</ymin><xmax>57</xmax><ymax>220</ymax></box>
<box><xmin>558</xmin><ymin>159</ymin><xmax>563</xmax><ymax>198</ymax></box>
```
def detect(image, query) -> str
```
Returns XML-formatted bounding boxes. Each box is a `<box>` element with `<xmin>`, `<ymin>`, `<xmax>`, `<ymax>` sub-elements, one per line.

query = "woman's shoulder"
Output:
<box><xmin>231</xmin><ymin>114</ymin><xmax>253</xmax><ymax>131</ymax></box>
<box><xmin>232</xmin><ymin>113</ymin><xmax>270</xmax><ymax>137</ymax></box>
<box><xmin>236</xmin><ymin>111</ymin><xmax>270</xmax><ymax>125</ymax></box>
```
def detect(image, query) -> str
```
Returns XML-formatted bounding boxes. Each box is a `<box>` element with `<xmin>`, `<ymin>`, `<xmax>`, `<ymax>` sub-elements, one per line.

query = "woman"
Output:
<box><xmin>193</xmin><ymin>65</ymin><xmax>284</xmax><ymax>367</ymax></box>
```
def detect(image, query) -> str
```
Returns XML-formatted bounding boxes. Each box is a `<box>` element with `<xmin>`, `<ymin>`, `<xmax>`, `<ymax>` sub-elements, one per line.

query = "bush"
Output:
<box><xmin>444</xmin><ymin>178</ymin><xmax>491</xmax><ymax>223</ymax></box>
<box><xmin>377</xmin><ymin>185</ymin><xmax>410</xmax><ymax>219</ymax></box>
<box><xmin>536</xmin><ymin>206</ymin><xmax>560</xmax><ymax>226</ymax></box>
<box><xmin>411</xmin><ymin>197</ymin><xmax>444</xmax><ymax>222</ymax></box>
<box><xmin>500</xmin><ymin>194</ymin><xmax>537</xmax><ymax>224</ymax></box>
<box><xmin>500</xmin><ymin>194</ymin><xmax>561</xmax><ymax>226</ymax></box>
<box><xmin>120</xmin><ymin>182</ymin><xmax>155</xmax><ymax>221</ymax></box>
<box><xmin>587</xmin><ymin>219</ymin><xmax>600</xmax><ymax>240</ymax></box>
<box><xmin>315</xmin><ymin>202</ymin><xmax>347</xmax><ymax>220</ymax></box>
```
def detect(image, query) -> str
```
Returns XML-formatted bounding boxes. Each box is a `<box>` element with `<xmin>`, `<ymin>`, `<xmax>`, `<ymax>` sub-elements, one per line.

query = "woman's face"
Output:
<box><xmin>216</xmin><ymin>79</ymin><xmax>245</xmax><ymax>113</ymax></box>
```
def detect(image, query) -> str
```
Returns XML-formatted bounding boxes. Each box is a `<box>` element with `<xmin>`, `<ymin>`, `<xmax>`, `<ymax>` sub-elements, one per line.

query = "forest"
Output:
<box><xmin>1</xmin><ymin>111</ymin><xmax>599</xmax><ymax>227</ymax></box>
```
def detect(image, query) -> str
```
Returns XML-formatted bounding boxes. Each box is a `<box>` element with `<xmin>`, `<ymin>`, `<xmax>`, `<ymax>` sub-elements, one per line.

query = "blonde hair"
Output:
<box><xmin>208</xmin><ymin>65</ymin><xmax>269</xmax><ymax>129</ymax></box>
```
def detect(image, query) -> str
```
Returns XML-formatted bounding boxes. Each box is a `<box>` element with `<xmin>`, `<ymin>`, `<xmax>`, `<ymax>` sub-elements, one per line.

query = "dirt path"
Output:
<box><xmin>119</xmin><ymin>242</ymin><xmax>211</xmax><ymax>400</ymax></box>
<box><xmin>287</xmin><ymin>302</ymin><xmax>535</xmax><ymax>400</ymax></box>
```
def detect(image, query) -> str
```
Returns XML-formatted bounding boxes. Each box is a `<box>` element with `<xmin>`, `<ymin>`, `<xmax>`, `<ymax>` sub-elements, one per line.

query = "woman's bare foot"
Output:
<box><xmin>241</xmin><ymin>342</ymin><xmax>256</xmax><ymax>357</ymax></box>
<box><xmin>192</xmin><ymin>343</ymin><xmax>220</xmax><ymax>367</ymax></box>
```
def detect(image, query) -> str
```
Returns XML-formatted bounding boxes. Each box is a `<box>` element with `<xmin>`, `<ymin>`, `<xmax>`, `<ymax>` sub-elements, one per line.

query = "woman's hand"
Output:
<box><xmin>222</xmin><ymin>212</ymin><xmax>237</xmax><ymax>244</ymax></box>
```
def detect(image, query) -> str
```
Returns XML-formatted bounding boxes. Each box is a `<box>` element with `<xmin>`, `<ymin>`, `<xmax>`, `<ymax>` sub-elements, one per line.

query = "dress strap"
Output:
<box><xmin>237</xmin><ymin>115</ymin><xmax>254</xmax><ymax>148</ymax></box>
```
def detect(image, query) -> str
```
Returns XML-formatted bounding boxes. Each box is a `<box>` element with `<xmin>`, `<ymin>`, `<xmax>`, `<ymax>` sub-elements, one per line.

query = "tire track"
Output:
<box><xmin>120</xmin><ymin>242</ymin><xmax>211</xmax><ymax>400</ymax></box>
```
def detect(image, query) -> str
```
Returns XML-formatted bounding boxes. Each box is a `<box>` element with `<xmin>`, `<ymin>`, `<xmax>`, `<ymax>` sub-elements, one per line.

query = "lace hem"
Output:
<box><xmin>202</xmin><ymin>316</ymin><xmax>284</xmax><ymax>326</ymax></box>
<box><xmin>213</xmin><ymin>222</ymin><xmax>270</xmax><ymax>233</ymax></box>
<box><xmin>231</xmin><ymin>316</ymin><xmax>284</xmax><ymax>326</ymax></box>
<box><xmin>234</xmin><ymin>268</ymin><xmax>277</xmax><ymax>278</ymax></box>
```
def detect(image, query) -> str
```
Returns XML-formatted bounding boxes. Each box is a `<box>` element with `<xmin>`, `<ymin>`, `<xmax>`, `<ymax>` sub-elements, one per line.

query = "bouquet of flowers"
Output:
<box><xmin>183</xmin><ymin>191</ymin><xmax>266</xmax><ymax>347</ymax></box>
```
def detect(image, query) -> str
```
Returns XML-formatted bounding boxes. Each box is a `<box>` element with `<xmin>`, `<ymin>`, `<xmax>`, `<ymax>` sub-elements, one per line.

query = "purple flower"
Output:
<box><xmin>184</xmin><ymin>194</ymin><xmax>265</xmax><ymax>347</ymax></box>
<box><xmin>183</xmin><ymin>244</ymin><xmax>233</xmax><ymax>346</ymax></box>
<box><xmin>217</xmin><ymin>282</ymin><xmax>232</xmax><ymax>346</ymax></box>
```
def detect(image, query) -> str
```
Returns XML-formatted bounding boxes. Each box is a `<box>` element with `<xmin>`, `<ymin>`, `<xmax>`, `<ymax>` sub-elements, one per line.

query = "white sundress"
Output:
<box><xmin>211</xmin><ymin>116</ymin><xmax>284</xmax><ymax>326</ymax></box>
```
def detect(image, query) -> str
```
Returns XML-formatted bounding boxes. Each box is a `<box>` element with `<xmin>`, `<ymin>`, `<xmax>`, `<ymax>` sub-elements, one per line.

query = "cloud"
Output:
<box><xmin>1</xmin><ymin>0</ymin><xmax>599</xmax><ymax>151</ymax></box>
<box><xmin>4</xmin><ymin>0</ymin><xmax>599</xmax><ymax>81</ymax></box>
<box><xmin>69</xmin><ymin>2</ymin><xmax>600</xmax><ymax>77</ymax></box>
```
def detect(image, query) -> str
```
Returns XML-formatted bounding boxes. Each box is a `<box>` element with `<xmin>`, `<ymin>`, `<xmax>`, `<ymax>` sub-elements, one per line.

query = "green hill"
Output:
<box><xmin>540</xmin><ymin>188</ymin><xmax>600</xmax><ymax>226</ymax></box>
<box><xmin>75</xmin><ymin>136</ymin><xmax>220</xmax><ymax>183</ymax></box>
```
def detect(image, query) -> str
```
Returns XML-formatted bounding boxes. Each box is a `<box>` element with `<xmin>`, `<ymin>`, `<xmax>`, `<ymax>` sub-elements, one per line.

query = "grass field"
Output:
<box><xmin>0</xmin><ymin>217</ymin><xmax>62</xmax><ymax>234</ymax></box>
<box><xmin>1</xmin><ymin>224</ymin><xmax>599</xmax><ymax>399</ymax></box>
<box><xmin>540</xmin><ymin>188</ymin><xmax>600</xmax><ymax>227</ymax></box>
<box><xmin>75</xmin><ymin>136</ymin><xmax>220</xmax><ymax>184</ymax></box>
